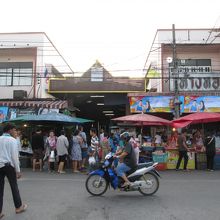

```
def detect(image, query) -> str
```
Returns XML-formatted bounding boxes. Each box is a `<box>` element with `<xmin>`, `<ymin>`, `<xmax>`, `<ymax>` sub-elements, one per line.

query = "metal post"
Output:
<box><xmin>172</xmin><ymin>24</ymin><xmax>180</xmax><ymax>119</ymax></box>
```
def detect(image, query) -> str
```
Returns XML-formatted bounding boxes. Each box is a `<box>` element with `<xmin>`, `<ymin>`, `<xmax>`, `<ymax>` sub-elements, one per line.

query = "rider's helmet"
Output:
<box><xmin>120</xmin><ymin>131</ymin><xmax>130</xmax><ymax>142</ymax></box>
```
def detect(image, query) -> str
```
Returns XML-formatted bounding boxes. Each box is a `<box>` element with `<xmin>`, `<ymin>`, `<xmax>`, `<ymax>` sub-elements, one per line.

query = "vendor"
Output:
<box><xmin>168</xmin><ymin>131</ymin><xmax>178</xmax><ymax>149</ymax></box>
<box><xmin>154</xmin><ymin>132</ymin><xmax>162</xmax><ymax>147</ymax></box>
<box><xmin>193</xmin><ymin>130</ymin><xmax>205</xmax><ymax>152</ymax></box>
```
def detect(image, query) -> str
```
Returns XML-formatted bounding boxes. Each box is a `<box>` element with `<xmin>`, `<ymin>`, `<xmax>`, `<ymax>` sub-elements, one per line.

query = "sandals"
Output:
<box><xmin>15</xmin><ymin>204</ymin><xmax>28</xmax><ymax>214</ymax></box>
<box><xmin>0</xmin><ymin>213</ymin><xmax>4</xmax><ymax>219</ymax></box>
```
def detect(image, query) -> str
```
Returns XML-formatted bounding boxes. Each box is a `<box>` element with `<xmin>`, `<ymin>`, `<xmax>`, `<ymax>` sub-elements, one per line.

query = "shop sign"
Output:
<box><xmin>170</xmin><ymin>73</ymin><xmax>220</xmax><ymax>91</ymax></box>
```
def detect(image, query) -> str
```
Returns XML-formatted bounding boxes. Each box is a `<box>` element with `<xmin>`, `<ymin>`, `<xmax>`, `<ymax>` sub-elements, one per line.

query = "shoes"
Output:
<box><xmin>0</xmin><ymin>213</ymin><xmax>4</xmax><ymax>219</ymax></box>
<box><xmin>73</xmin><ymin>170</ymin><xmax>80</xmax><ymax>173</ymax></box>
<box><xmin>121</xmin><ymin>182</ymin><xmax>131</xmax><ymax>188</ymax></box>
<box><xmin>15</xmin><ymin>204</ymin><xmax>27</xmax><ymax>214</ymax></box>
<box><xmin>58</xmin><ymin>171</ymin><xmax>66</xmax><ymax>174</ymax></box>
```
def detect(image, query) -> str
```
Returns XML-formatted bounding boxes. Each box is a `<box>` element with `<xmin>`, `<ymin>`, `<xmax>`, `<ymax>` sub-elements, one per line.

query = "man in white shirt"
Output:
<box><xmin>0</xmin><ymin>123</ymin><xmax>27</xmax><ymax>218</ymax></box>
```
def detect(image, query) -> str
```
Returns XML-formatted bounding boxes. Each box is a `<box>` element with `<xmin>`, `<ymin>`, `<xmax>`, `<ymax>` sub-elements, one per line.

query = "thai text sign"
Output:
<box><xmin>170</xmin><ymin>73</ymin><xmax>220</xmax><ymax>91</ymax></box>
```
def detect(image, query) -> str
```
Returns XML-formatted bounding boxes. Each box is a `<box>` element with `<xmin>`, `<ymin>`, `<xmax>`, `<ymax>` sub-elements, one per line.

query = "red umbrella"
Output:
<box><xmin>112</xmin><ymin>113</ymin><xmax>171</xmax><ymax>126</ymax></box>
<box><xmin>172</xmin><ymin>112</ymin><xmax>220</xmax><ymax>128</ymax></box>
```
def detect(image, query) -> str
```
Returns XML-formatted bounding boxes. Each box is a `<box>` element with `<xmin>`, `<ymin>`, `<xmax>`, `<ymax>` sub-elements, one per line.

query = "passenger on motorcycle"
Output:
<box><xmin>115</xmin><ymin>132</ymin><xmax>137</xmax><ymax>187</ymax></box>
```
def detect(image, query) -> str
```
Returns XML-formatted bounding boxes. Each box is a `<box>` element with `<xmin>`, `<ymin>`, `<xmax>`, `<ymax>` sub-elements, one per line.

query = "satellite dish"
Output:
<box><xmin>166</xmin><ymin>57</ymin><xmax>173</xmax><ymax>63</ymax></box>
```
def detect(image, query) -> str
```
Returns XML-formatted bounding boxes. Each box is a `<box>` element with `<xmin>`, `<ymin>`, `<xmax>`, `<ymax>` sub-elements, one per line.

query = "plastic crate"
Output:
<box><xmin>141</xmin><ymin>146</ymin><xmax>154</xmax><ymax>152</ymax></box>
<box><xmin>155</xmin><ymin>163</ymin><xmax>167</xmax><ymax>171</ymax></box>
<box><xmin>196</xmin><ymin>153</ymin><xmax>207</xmax><ymax>163</ymax></box>
<box><xmin>196</xmin><ymin>162</ymin><xmax>207</xmax><ymax>170</ymax></box>
<box><xmin>152</xmin><ymin>152</ymin><xmax>168</xmax><ymax>163</ymax></box>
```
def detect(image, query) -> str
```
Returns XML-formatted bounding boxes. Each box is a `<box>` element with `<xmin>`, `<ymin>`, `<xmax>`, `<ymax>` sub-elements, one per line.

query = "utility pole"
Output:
<box><xmin>172</xmin><ymin>24</ymin><xmax>180</xmax><ymax>119</ymax></box>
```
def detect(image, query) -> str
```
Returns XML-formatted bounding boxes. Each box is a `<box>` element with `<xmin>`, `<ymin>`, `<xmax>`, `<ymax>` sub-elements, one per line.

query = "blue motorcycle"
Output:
<box><xmin>85</xmin><ymin>153</ymin><xmax>160</xmax><ymax>196</ymax></box>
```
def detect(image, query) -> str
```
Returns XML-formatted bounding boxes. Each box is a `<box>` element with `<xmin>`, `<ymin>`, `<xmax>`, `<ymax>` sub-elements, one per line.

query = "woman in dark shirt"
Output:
<box><xmin>205</xmin><ymin>133</ymin><xmax>216</xmax><ymax>171</ymax></box>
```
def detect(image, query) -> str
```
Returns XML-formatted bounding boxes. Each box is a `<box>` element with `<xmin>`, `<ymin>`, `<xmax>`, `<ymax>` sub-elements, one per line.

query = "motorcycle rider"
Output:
<box><xmin>115</xmin><ymin>132</ymin><xmax>137</xmax><ymax>187</ymax></box>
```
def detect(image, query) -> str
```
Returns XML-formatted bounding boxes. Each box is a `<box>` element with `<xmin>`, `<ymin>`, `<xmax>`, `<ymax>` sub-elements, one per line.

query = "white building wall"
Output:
<box><xmin>0</xmin><ymin>33</ymin><xmax>56</xmax><ymax>99</ymax></box>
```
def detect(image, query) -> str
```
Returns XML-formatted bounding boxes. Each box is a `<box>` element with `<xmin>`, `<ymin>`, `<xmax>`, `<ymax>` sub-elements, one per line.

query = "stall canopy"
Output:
<box><xmin>8</xmin><ymin>112</ymin><xmax>93</xmax><ymax>124</ymax></box>
<box><xmin>172</xmin><ymin>112</ymin><xmax>220</xmax><ymax>128</ymax></box>
<box><xmin>112</xmin><ymin>113</ymin><xmax>171</xmax><ymax>126</ymax></box>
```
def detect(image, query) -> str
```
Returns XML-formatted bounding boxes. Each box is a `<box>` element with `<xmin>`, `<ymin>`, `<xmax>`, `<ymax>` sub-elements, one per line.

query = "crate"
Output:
<box><xmin>196</xmin><ymin>153</ymin><xmax>207</xmax><ymax>163</ymax></box>
<box><xmin>141</xmin><ymin>146</ymin><xmax>154</xmax><ymax>152</ymax></box>
<box><xmin>155</xmin><ymin>163</ymin><xmax>167</xmax><ymax>171</ymax></box>
<box><xmin>153</xmin><ymin>152</ymin><xmax>168</xmax><ymax>163</ymax></box>
<box><xmin>197</xmin><ymin>162</ymin><xmax>207</xmax><ymax>170</ymax></box>
<box><xmin>19</xmin><ymin>156</ymin><xmax>31</xmax><ymax>168</ymax></box>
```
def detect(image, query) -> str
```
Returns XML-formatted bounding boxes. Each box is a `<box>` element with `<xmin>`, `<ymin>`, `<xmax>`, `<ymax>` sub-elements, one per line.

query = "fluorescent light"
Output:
<box><xmin>86</xmin><ymin>100</ymin><xmax>92</xmax><ymax>103</ymax></box>
<box><xmin>97</xmin><ymin>103</ymin><xmax>104</xmax><ymax>106</ymax></box>
<box><xmin>103</xmin><ymin>111</ymin><xmax>114</xmax><ymax>113</ymax></box>
<box><xmin>105</xmin><ymin>113</ymin><xmax>115</xmax><ymax>116</ymax></box>
<box><xmin>90</xmin><ymin>95</ymin><xmax>105</xmax><ymax>98</ymax></box>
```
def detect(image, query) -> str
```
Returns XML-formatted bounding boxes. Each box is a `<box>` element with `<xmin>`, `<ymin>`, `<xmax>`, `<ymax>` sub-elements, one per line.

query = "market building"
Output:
<box><xmin>49</xmin><ymin>60</ymin><xmax>147</xmax><ymax>129</ymax></box>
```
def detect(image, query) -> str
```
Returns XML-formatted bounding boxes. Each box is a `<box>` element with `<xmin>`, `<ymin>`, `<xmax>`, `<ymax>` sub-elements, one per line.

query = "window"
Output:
<box><xmin>91</xmin><ymin>67</ymin><xmax>103</xmax><ymax>82</ymax></box>
<box><xmin>0</xmin><ymin>62</ymin><xmax>33</xmax><ymax>86</ymax></box>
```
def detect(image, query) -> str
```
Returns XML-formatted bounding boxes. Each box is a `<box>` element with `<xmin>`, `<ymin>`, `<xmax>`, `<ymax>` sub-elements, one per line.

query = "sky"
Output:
<box><xmin>1</xmin><ymin>0</ymin><xmax>220</xmax><ymax>77</ymax></box>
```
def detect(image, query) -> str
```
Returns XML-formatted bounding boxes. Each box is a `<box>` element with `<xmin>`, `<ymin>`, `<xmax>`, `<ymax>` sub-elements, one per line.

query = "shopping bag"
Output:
<box><xmin>49</xmin><ymin>150</ymin><xmax>55</xmax><ymax>162</ymax></box>
<box><xmin>88</xmin><ymin>156</ymin><xmax>96</xmax><ymax>165</ymax></box>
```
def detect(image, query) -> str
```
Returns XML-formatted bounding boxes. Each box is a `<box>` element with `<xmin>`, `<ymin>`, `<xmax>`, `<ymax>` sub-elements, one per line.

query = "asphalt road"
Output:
<box><xmin>2</xmin><ymin>169</ymin><xmax>220</xmax><ymax>220</ymax></box>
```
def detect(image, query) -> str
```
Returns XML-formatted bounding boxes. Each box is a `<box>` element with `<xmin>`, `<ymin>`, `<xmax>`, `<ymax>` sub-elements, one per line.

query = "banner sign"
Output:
<box><xmin>181</xmin><ymin>96</ymin><xmax>220</xmax><ymax>113</ymax></box>
<box><xmin>130</xmin><ymin>96</ymin><xmax>176</xmax><ymax>113</ymax></box>
<box><xmin>130</xmin><ymin>96</ymin><xmax>220</xmax><ymax>113</ymax></box>
<box><xmin>0</xmin><ymin>107</ymin><xmax>8</xmax><ymax>123</ymax></box>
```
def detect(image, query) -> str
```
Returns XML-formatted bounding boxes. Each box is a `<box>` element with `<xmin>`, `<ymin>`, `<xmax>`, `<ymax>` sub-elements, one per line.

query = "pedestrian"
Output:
<box><xmin>88</xmin><ymin>128</ymin><xmax>99</xmax><ymax>171</ymax></box>
<box><xmin>57</xmin><ymin>130</ymin><xmax>69</xmax><ymax>174</ymax></box>
<box><xmin>71</xmin><ymin>130</ymin><xmax>83</xmax><ymax>173</ymax></box>
<box><xmin>45</xmin><ymin>131</ymin><xmax>57</xmax><ymax>173</ymax></box>
<box><xmin>31</xmin><ymin>129</ymin><xmax>44</xmax><ymax>172</ymax></box>
<box><xmin>79</xmin><ymin>126</ymin><xmax>88</xmax><ymax>171</ymax></box>
<box><xmin>99</xmin><ymin>128</ymin><xmax>104</xmax><ymax>142</ymax></box>
<box><xmin>176</xmin><ymin>129</ymin><xmax>189</xmax><ymax>171</ymax></box>
<box><xmin>100</xmin><ymin>132</ymin><xmax>111</xmax><ymax>162</ymax></box>
<box><xmin>89</xmin><ymin>128</ymin><xmax>99</xmax><ymax>162</ymax></box>
<box><xmin>205</xmin><ymin>132</ymin><xmax>216</xmax><ymax>171</ymax></box>
<box><xmin>0</xmin><ymin>123</ymin><xmax>27</xmax><ymax>218</ymax></box>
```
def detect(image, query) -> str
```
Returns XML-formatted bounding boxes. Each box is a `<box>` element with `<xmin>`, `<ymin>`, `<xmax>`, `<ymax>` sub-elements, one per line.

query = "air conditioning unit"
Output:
<box><xmin>13</xmin><ymin>90</ymin><xmax>27</xmax><ymax>100</ymax></box>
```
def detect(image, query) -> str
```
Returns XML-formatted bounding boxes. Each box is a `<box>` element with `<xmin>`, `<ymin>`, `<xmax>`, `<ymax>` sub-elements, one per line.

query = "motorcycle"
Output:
<box><xmin>85</xmin><ymin>153</ymin><xmax>160</xmax><ymax>196</ymax></box>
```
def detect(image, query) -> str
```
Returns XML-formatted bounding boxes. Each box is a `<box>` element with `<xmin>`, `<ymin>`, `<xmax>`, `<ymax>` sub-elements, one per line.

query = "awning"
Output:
<box><xmin>0</xmin><ymin>100</ymin><xmax>68</xmax><ymax>109</ymax></box>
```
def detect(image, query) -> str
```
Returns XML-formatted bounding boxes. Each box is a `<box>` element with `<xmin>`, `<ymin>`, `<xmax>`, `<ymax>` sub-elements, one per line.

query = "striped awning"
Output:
<box><xmin>0</xmin><ymin>100</ymin><xmax>68</xmax><ymax>109</ymax></box>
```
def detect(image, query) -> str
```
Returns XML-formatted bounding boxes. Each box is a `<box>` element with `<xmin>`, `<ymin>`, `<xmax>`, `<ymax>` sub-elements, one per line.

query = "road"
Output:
<box><xmin>2</xmin><ymin>169</ymin><xmax>220</xmax><ymax>220</ymax></box>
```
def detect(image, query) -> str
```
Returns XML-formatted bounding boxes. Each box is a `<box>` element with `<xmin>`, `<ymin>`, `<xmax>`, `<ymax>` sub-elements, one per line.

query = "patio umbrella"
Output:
<box><xmin>9</xmin><ymin>112</ymin><xmax>93</xmax><ymax>124</ymax></box>
<box><xmin>112</xmin><ymin>113</ymin><xmax>171</xmax><ymax>126</ymax></box>
<box><xmin>172</xmin><ymin>112</ymin><xmax>220</xmax><ymax>128</ymax></box>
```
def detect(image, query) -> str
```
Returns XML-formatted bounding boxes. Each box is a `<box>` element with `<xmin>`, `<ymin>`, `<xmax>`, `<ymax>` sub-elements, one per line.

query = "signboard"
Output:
<box><xmin>182</xmin><ymin>96</ymin><xmax>220</xmax><ymax>113</ymax></box>
<box><xmin>130</xmin><ymin>96</ymin><xmax>175</xmax><ymax>113</ymax></box>
<box><xmin>0</xmin><ymin>107</ymin><xmax>8</xmax><ymax>123</ymax></box>
<box><xmin>170</xmin><ymin>73</ymin><xmax>220</xmax><ymax>92</ymax></box>
<box><xmin>130</xmin><ymin>95</ymin><xmax>220</xmax><ymax>113</ymax></box>
<box><xmin>167</xmin><ymin>150</ymin><xmax>195</xmax><ymax>170</ymax></box>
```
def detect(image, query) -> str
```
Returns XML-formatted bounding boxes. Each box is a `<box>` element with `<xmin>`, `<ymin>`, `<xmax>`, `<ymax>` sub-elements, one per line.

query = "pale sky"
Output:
<box><xmin>1</xmin><ymin>0</ymin><xmax>220</xmax><ymax>77</ymax></box>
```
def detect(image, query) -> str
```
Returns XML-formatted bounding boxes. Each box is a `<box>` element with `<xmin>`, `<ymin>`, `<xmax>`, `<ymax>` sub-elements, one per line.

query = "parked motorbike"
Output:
<box><xmin>85</xmin><ymin>153</ymin><xmax>160</xmax><ymax>196</ymax></box>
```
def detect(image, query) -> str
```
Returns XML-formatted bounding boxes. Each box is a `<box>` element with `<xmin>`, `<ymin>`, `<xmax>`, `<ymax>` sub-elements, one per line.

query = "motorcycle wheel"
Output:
<box><xmin>138</xmin><ymin>172</ymin><xmax>159</xmax><ymax>196</ymax></box>
<box><xmin>85</xmin><ymin>174</ymin><xmax>108</xmax><ymax>196</ymax></box>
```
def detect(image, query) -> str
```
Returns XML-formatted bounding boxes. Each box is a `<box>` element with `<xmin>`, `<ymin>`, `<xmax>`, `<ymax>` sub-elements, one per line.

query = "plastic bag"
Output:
<box><xmin>88</xmin><ymin>156</ymin><xmax>96</xmax><ymax>165</ymax></box>
<box><xmin>49</xmin><ymin>150</ymin><xmax>55</xmax><ymax>162</ymax></box>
